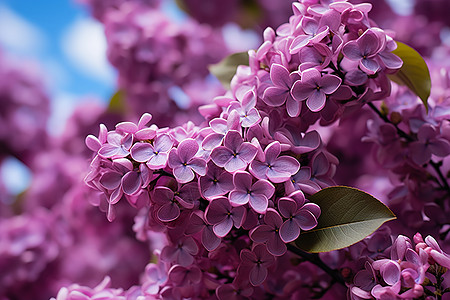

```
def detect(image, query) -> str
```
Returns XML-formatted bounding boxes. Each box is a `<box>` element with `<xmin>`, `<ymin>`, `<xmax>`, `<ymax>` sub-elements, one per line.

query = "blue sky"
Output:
<box><xmin>0</xmin><ymin>0</ymin><xmax>117</xmax><ymax>194</ymax></box>
<box><xmin>0</xmin><ymin>0</ymin><xmax>117</xmax><ymax>135</ymax></box>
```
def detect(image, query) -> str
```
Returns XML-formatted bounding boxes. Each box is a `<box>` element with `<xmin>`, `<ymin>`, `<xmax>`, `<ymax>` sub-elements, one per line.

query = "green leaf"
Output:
<box><xmin>388</xmin><ymin>41</ymin><xmax>431</xmax><ymax>112</ymax></box>
<box><xmin>108</xmin><ymin>90</ymin><xmax>126</xmax><ymax>114</ymax></box>
<box><xmin>209</xmin><ymin>52</ymin><xmax>249</xmax><ymax>89</ymax></box>
<box><xmin>295</xmin><ymin>186</ymin><xmax>395</xmax><ymax>253</ymax></box>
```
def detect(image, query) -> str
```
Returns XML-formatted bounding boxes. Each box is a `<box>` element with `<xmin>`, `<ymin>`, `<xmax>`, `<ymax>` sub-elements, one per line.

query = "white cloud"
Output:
<box><xmin>61</xmin><ymin>18</ymin><xmax>115</xmax><ymax>84</ymax></box>
<box><xmin>48</xmin><ymin>92</ymin><xmax>80</xmax><ymax>135</ymax></box>
<box><xmin>222</xmin><ymin>23</ymin><xmax>261</xmax><ymax>53</ymax></box>
<box><xmin>1</xmin><ymin>157</ymin><xmax>31</xmax><ymax>196</ymax></box>
<box><xmin>386</xmin><ymin>0</ymin><xmax>414</xmax><ymax>16</ymax></box>
<box><xmin>0</xmin><ymin>5</ymin><xmax>46</xmax><ymax>54</ymax></box>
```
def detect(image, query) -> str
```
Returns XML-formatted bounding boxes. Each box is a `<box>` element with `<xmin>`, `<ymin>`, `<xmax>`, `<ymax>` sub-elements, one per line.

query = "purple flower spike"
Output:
<box><xmin>205</xmin><ymin>197</ymin><xmax>246</xmax><ymax>237</ymax></box>
<box><xmin>342</xmin><ymin>29</ymin><xmax>382</xmax><ymax>75</ymax></box>
<box><xmin>409</xmin><ymin>124</ymin><xmax>450</xmax><ymax>165</ymax></box>
<box><xmin>199</xmin><ymin>161</ymin><xmax>234</xmax><ymax>200</ymax></box>
<box><xmin>262</xmin><ymin>64</ymin><xmax>301</xmax><ymax>117</ymax></box>
<box><xmin>250</xmin><ymin>208</ymin><xmax>286</xmax><ymax>256</ymax></box>
<box><xmin>249</xmin><ymin>141</ymin><xmax>300</xmax><ymax>183</ymax></box>
<box><xmin>168</xmin><ymin>138</ymin><xmax>207</xmax><ymax>183</ymax></box>
<box><xmin>291</xmin><ymin>68</ymin><xmax>341</xmax><ymax>112</ymax></box>
<box><xmin>229</xmin><ymin>171</ymin><xmax>274</xmax><ymax>214</ymax></box>
<box><xmin>240</xmin><ymin>244</ymin><xmax>275</xmax><ymax>286</ymax></box>
<box><xmin>131</xmin><ymin>134</ymin><xmax>173</xmax><ymax>169</ymax></box>
<box><xmin>210</xmin><ymin>131</ymin><xmax>257</xmax><ymax>173</ymax></box>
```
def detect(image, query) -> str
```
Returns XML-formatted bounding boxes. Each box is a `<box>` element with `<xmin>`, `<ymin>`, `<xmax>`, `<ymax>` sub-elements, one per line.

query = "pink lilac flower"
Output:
<box><xmin>228</xmin><ymin>90</ymin><xmax>261</xmax><ymax>128</ymax></box>
<box><xmin>98</xmin><ymin>131</ymin><xmax>133</xmax><ymax>159</ymax></box>
<box><xmin>168</xmin><ymin>264</ymin><xmax>202</xmax><ymax>286</ymax></box>
<box><xmin>291</xmin><ymin>68</ymin><xmax>342</xmax><ymax>112</ymax></box>
<box><xmin>210</xmin><ymin>130</ymin><xmax>257</xmax><ymax>173</ymax></box>
<box><xmin>141</xmin><ymin>262</ymin><xmax>168</xmax><ymax>296</ymax></box>
<box><xmin>299</xmin><ymin>44</ymin><xmax>332</xmax><ymax>71</ymax></box>
<box><xmin>216</xmin><ymin>278</ymin><xmax>253</xmax><ymax>300</ymax></box>
<box><xmin>274</xmin><ymin>128</ymin><xmax>321</xmax><ymax>154</ymax></box>
<box><xmin>205</xmin><ymin>197</ymin><xmax>246</xmax><ymax>237</ymax></box>
<box><xmin>130</xmin><ymin>133</ymin><xmax>173</xmax><ymax>169</ymax></box>
<box><xmin>278</xmin><ymin>191</ymin><xmax>320</xmax><ymax>243</ymax></box>
<box><xmin>115</xmin><ymin>112</ymin><xmax>156</xmax><ymax>140</ymax></box>
<box><xmin>262</xmin><ymin>64</ymin><xmax>301</xmax><ymax>117</ymax></box>
<box><xmin>185</xmin><ymin>210</ymin><xmax>221</xmax><ymax>251</ymax></box>
<box><xmin>250</xmin><ymin>208</ymin><xmax>287</xmax><ymax>256</ymax></box>
<box><xmin>249</xmin><ymin>141</ymin><xmax>300</xmax><ymax>183</ymax></box>
<box><xmin>199</xmin><ymin>161</ymin><xmax>234</xmax><ymax>200</ymax></box>
<box><xmin>239</xmin><ymin>244</ymin><xmax>275</xmax><ymax>286</ymax></box>
<box><xmin>160</xmin><ymin>235</ymin><xmax>199</xmax><ymax>267</ymax></box>
<box><xmin>152</xmin><ymin>183</ymin><xmax>199</xmax><ymax>222</ymax></box>
<box><xmin>168</xmin><ymin>138</ymin><xmax>206</xmax><ymax>183</ymax></box>
<box><xmin>289</xmin><ymin>16</ymin><xmax>330</xmax><ymax>54</ymax></box>
<box><xmin>202</xmin><ymin>110</ymin><xmax>240</xmax><ymax>150</ymax></box>
<box><xmin>342</xmin><ymin>29</ymin><xmax>383</xmax><ymax>75</ymax></box>
<box><xmin>229</xmin><ymin>171</ymin><xmax>275</xmax><ymax>214</ymax></box>
<box><xmin>51</xmin><ymin>276</ymin><xmax>125</xmax><ymax>300</ymax></box>
<box><xmin>409</xmin><ymin>123</ymin><xmax>450</xmax><ymax>165</ymax></box>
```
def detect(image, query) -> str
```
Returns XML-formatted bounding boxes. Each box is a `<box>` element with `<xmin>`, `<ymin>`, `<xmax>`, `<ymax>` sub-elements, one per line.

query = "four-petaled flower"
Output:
<box><xmin>278</xmin><ymin>191</ymin><xmax>320</xmax><ymax>243</ymax></box>
<box><xmin>205</xmin><ymin>197</ymin><xmax>246</xmax><ymax>237</ymax></box>
<box><xmin>130</xmin><ymin>133</ymin><xmax>173</xmax><ymax>169</ymax></box>
<box><xmin>239</xmin><ymin>244</ymin><xmax>275</xmax><ymax>286</ymax></box>
<box><xmin>249</xmin><ymin>141</ymin><xmax>300</xmax><ymax>183</ymax></box>
<box><xmin>291</xmin><ymin>68</ymin><xmax>342</xmax><ymax>112</ymax></box>
<box><xmin>229</xmin><ymin>171</ymin><xmax>275</xmax><ymax>214</ymax></box>
<box><xmin>249</xmin><ymin>208</ymin><xmax>286</xmax><ymax>256</ymax></box>
<box><xmin>262</xmin><ymin>64</ymin><xmax>301</xmax><ymax>117</ymax></box>
<box><xmin>342</xmin><ymin>29</ymin><xmax>382</xmax><ymax>75</ymax></box>
<box><xmin>210</xmin><ymin>131</ymin><xmax>257</xmax><ymax>173</ymax></box>
<box><xmin>199</xmin><ymin>161</ymin><xmax>234</xmax><ymax>200</ymax></box>
<box><xmin>168</xmin><ymin>138</ymin><xmax>207</xmax><ymax>183</ymax></box>
<box><xmin>409</xmin><ymin>124</ymin><xmax>450</xmax><ymax>165</ymax></box>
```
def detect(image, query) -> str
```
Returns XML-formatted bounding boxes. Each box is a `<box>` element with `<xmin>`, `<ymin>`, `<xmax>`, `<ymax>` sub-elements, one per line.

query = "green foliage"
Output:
<box><xmin>108</xmin><ymin>90</ymin><xmax>126</xmax><ymax>114</ymax></box>
<box><xmin>295</xmin><ymin>186</ymin><xmax>396</xmax><ymax>253</ymax></box>
<box><xmin>389</xmin><ymin>41</ymin><xmax>431</xmax><ymax>112</ymax></box>
<box><xmin>209</xmin><ymin>52</ymin><xmax>249</xmax><ymax>89</ymax></box>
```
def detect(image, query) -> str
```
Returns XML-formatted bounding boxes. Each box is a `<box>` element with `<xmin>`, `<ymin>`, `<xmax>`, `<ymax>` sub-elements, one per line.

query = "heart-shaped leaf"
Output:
<box><xmin>209</xmin><ymin>52</ymin><xmax>249</xmax><ymax>89</ymax></box>
<box><xmin>388</xmin><ymin>41</ymin><xmax>431</xmax><ymax>112</ymax></box>
<box><xmin>295</xmin><ymin>186</ymin><xmax>395</xmax><ymax>253</ymax></box>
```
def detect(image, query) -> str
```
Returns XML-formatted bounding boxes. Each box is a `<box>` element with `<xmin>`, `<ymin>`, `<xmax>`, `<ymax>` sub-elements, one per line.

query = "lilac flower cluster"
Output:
<box><xmin>0</xmin><ymin>210</ymin><xmax>59</xmax><ymax>297</ymax></box>
<box><xmin>225</xmin><ymin>0</ymin><xmax>402</xmax><ymax>131</ymax></box>
<box><xmin>80</xmin><ymin>1</ymin><xmax>412</xmax><ymax>297</ymax></box>
<box><xmin>0</xmin><ymin>50</ymin><xmax>50</xmax><ymax>165</ymax></box>
<box><xmin>101</xmin><ymin>2</ymin><xmax>228</xmax><ymax>126</ymax></box>
<box><xmin>360</xmin><ymin>62</ymin><xmax>450</xmax><ymax>238</ymax></box>
<box><xmin>1</xmin><ymin>0</ymin><xmax>445</xmax><ymax>299</ymax></box>
<box><xmin>349</xmin><ymin>232</ymin><xmax>450</xmax><ymax>300</ymax></box>
<box><xmin>84</xmin><ymin>96</ymin><xmax>329</xmax><ymax>295</ymax></box>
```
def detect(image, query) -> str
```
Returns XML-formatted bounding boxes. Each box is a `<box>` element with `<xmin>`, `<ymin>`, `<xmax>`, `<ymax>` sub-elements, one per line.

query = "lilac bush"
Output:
<box><xmin>2</xmin><ymin>0</ymin><xmax>450</xmax><ymax>299</ymax></box>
